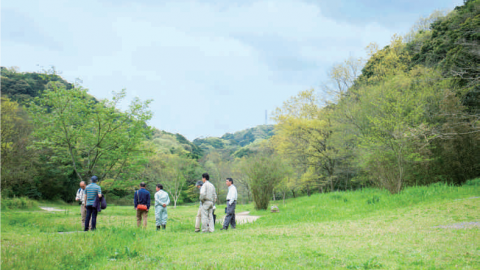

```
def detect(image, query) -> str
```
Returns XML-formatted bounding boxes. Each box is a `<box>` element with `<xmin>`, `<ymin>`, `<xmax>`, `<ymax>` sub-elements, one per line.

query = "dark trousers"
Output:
<box><xmin>223</xmin><ymin>201</ymin><xmax>236</xmax><ymax>229</ymax></box>
<box><xmin>85</xmin><ymin>205</ymin><xmax>98</xmax><ymax>231</ymax></box>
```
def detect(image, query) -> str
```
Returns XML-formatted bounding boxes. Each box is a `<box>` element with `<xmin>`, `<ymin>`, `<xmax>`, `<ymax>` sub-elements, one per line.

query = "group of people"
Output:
<box><xmin>133</xmin><ymin>182</ymin><xmax>170</xmax><ymax>230</ymax></box>
<box><xmin>74</xmin><ymin>173</ymin><xmax>238</xmax><ymax>232</ymax></box>
<box><xmin>75</xmin><ymin>175</ymin><xmax>104</xmax><ymax>231</ymax></box>
<box><xmin>194</xmin><ymin>173</ymin><xmax>237</xmax><ymax>232</ymax></box>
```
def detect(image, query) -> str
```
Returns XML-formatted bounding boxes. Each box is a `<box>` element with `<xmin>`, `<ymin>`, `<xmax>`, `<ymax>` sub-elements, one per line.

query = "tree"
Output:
<box><xmin>201</xmin><ymin>151</ymin><xmax>233</xmax><ymax>204</ymax></box>
<box><xmin>243</xmin><ymin>150</ymin><xmax>285</xmax><ymax>210</ymax></box>
<box><xmin>29</xmin><ymin>79</ymin><xmax>152</xmax><ymax>184</ymax></box>
<box><xmin>404</xmin><ymin>9</ymin><xmax>449</xmax><ymax>43</ymax></box>
<box><xmin>322</xmin><ymin>56</ymin><xmax>365</xmax><ymax>99</ymax></box>
<box><xmin>0</xmin><ymin>97</ymin><xmax>38</xmax><ymax>197</ymax></box>
<box><xmin>272</xmin><ymin>90</ymin><xmax>344</xmax><ymax>192</ymax></box>
<box><xmin>1</xmin><ymin>97</ymin><xmax>25</xmax><ymax>161</ymax></box>
<box><xmin>352</xmin><ymin>67</ymin><xmax>447</xmax><ymax>193</ymax></box>
<box><xmin>159</xmin><ymin>154</ymin><xmax>196</xmax><ymax>208</ymax></box>
<box><xmin>274</xmin><ymin>163</ymin><xmax>295</xmax><ymax>205</ymax></box>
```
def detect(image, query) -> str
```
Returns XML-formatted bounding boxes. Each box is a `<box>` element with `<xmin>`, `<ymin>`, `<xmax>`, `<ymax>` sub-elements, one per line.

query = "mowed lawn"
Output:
<box><xmin>2</xmin><ymin>183</ymin><xmax>479</xmax><ymax>269</ymax></box>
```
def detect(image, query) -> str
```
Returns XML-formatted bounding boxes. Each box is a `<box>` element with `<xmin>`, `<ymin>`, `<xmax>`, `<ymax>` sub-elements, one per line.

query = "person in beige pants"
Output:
<box><xmin>199</xmin><ymin>173</ymin><xmax>217</xmax><ymax>233</ymax></box>
<box><xmin>75</xmin><ymin>181</ymin><xmax>91</xmax><ymax>229</ymax></box>
<box><xmin>134</xmin><ymin>182</ymin><xmax>151</xmax><ymax>229</ymax></box>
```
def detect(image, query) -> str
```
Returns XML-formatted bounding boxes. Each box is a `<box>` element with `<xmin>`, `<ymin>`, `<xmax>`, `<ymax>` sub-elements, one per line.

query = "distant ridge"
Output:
<box><xmin>193</xmin><ymin>124</ymin><xmax>275</xmax><ymax>158</ymax></box>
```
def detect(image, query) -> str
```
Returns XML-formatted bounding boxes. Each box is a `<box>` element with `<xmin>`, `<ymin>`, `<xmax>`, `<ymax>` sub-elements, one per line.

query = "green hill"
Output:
<box><xmin>1</xmin><ymin>67</ymin><xmax>74</xmax><ymax>105</ymax></box>
<box><xmin>150</xmin><ymin>129</ymin><xmax>203</xmax><ymax>159</ymax></box>
<box><xmin>360</xmin><ymin>0</ymin><xmax>479</xmax><ymax>111</ymax></box>
<box><xmin>193</xmin><ymin>124</ymin><xmax>275</xmax><ymax>158</ymax></box>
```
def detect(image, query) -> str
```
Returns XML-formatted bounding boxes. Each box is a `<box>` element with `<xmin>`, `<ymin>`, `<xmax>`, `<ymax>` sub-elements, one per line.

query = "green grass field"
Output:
<box><xmin>2</xmin><ymin>181</ymin><xmax>479</xmax><ymax>269</ymax></box>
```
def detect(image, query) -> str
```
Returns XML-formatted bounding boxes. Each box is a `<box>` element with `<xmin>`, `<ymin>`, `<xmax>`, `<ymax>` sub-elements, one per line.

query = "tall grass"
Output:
<box><xmin>244</xmin><ymin>180</ymin><xmax>480</xmax><ymax>227</ymax></box>
<box><xmin>1</xmin><ymin>197</ymin><xmax>39</xmax><ymax>211</ymax></box>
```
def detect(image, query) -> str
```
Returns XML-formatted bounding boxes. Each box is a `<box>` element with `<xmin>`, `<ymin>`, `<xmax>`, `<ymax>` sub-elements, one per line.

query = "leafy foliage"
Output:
<box><xmin>29</xmin><ymin>81</ymin><xmax>153</xmax><ymax>185</ymax></box>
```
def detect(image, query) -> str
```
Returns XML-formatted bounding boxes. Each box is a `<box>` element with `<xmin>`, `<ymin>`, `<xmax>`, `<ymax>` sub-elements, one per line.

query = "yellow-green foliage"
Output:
<box><xmin>0</xmin><ymin>97</ymin><xmax>21</xmax><ymax>152</ymax></box>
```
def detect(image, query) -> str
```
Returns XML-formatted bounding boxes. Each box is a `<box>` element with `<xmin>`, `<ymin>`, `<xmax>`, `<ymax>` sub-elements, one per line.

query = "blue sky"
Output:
<box><xmin>1</xmin><ymin>0</ymin><xmax>463</xmax><ymax>140</ymax></box>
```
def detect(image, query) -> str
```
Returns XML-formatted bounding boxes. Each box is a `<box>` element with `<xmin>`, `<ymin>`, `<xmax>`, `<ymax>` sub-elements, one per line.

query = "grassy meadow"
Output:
<box><xmin>2</xmin><ymin>181</ymin><xmax>479</xmax><ymax>269</ymax></box>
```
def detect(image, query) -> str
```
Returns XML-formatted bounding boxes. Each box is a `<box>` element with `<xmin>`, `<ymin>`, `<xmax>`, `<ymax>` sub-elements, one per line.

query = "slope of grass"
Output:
<box><xmin>2</xmin><ymin>182</ymin><xmax>479</xmax><ymax>269</ymax></box>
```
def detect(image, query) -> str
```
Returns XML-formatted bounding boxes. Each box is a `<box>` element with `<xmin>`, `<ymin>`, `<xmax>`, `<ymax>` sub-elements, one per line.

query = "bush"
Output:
<box><xmin>243</xmin><ymin>152</ymin><xmax>286</xmax><ymax>210</ymax></box>
<box><xmin>1</xmin><ymin>197</ymin><xmax>39</xmax><ymax>210</ymax></box>
<box><xmin>464</xmin><ymin>178</ymin><xmax>480</xmax><ymax>187</ymax></box>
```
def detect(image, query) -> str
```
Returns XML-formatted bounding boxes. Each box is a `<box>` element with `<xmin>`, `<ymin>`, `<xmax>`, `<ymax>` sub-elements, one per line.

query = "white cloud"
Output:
<box><xmin>2</xmin><ymin>0</ymin><xmax>413</xmax><ymax>140</ymax></box>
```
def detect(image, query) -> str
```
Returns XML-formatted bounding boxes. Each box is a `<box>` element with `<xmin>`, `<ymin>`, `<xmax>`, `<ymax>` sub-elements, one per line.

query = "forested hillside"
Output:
<box><xmin>270</xmin><ymin>0</ymin><xmax>479</xmax><ymax>196</ymax></box>
<box><xmin>193</xmin><ymin>124</ymin><xmax>274</xmax><ymax>158</ymax></box>
<box><xmin>1</xmin><ymin>67</ymin><xmax>74</xmax><ymax>104</ymax></box>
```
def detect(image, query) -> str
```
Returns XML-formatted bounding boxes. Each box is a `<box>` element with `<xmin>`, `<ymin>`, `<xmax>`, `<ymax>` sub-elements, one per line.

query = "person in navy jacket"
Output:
<box><xmin>134</xmin><ymin>182</ymin><xmax>151</xmax><ymax>228</ymax></box>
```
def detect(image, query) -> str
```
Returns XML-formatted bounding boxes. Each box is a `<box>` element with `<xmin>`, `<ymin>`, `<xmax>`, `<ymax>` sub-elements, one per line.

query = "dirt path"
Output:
<box><xmin>40</xmin><ymin>206</ymin><xmax>64</xmax><ymax>212</ymax></box>
<box><xmin>433</xmin><ymin>222</ymin><xmax>480</xmax><ymax>229</ymax></box>
<box><xmin>220</xmin><ymin>211</ymin><xmax>261</xmax><ymax>225</ymax></box>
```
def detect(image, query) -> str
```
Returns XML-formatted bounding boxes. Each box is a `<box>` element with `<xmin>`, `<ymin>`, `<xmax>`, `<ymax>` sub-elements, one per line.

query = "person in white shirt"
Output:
<box><xmin>75</xmin><ymin>181</ymin><xmax>90</xmax><ymax>229</ymax></box>
<box><xmin>221</xmin><ymin>178</ymin><xmax>237</xmax><ymax>230</ymax></box>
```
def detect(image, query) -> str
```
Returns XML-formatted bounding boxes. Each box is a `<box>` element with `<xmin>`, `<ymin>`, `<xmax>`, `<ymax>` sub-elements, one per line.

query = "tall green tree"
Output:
<box><xmin>159</xmin><ymin>154</ymin><xmax>197</xmax><ymax>208</ymax></box>
<box><xmin>243</xmin><ymin>147</ymin><xmax>286</xmax><ymax>210</ymax></box>
<box><xmin>29</xmin><ymin>80</ymin><xmax>152</xmax><ymax>184</ymax></box>
<box><xmin>0</xmin><ymin>97</ymin><xmax>38</xmax><ymax>197</ymax></box>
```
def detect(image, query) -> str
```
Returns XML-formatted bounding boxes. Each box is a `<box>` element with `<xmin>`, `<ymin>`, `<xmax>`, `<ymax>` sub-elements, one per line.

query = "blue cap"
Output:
<box><xmin>91</xmin><ymin>176</ymin><xmax>98</xmax><ymax>183</ymax></box>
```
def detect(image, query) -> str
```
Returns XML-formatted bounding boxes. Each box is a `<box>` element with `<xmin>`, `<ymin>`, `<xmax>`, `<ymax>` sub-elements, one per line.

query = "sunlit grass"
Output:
<box><xmin>2</xmin><ymin>181</ymin><xmax>479</xmax><ymax>269</ymax></box>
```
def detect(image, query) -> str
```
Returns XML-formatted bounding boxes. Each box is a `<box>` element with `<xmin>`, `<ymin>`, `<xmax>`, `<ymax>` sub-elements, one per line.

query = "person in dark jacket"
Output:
<box><xmin>93</xmin><ymin>193</ymin><xmax>107</xmax><ymax>213</ymax></box>
<box><xmin>134</xmin><ymin>182</ymin><xmax>151</xmax><ymax>228</ymax></box>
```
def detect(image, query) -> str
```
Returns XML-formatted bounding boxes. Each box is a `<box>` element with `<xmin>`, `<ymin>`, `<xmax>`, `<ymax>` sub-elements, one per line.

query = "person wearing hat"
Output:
<box><xmin>154</xmin><ymin>184</ymin><xmax>170</xmax><ymax>230</ymax></box>
<box><xmin>84</xmin><ymin>176</ymin><xmax>102</xmax><ymax>231</ymax></box>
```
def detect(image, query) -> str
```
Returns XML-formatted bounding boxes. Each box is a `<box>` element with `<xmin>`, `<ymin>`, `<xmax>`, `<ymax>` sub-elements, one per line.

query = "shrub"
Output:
<box><xmin>1</xmin><ymin>197</ymin><xmax>39</xmax><ymax>210</ymax></box>
<box><xmin>243</xmin><ymin>153</ymin><xmax>286</xmax><ymax>210</ymax></box>
<box><xmin>464</xmin><ymin>178</ymin><xmax>480</xmax><ymax>187</ymax></box>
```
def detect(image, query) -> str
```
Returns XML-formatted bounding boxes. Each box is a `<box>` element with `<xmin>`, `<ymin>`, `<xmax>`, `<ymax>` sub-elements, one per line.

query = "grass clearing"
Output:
<box><xmin>2</xmin><ymin>182</ymin><xmax>479</xmax><ymax>269</ymax></box>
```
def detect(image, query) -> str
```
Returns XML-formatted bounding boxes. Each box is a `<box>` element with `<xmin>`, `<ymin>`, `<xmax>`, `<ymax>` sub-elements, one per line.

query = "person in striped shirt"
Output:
<box><xmin>84</xmin><ymin>176</ymin><xmax>102</xmax><ymax>231</ymax></box>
